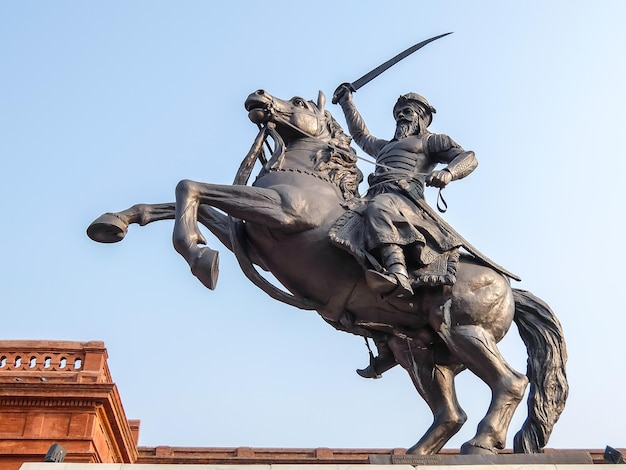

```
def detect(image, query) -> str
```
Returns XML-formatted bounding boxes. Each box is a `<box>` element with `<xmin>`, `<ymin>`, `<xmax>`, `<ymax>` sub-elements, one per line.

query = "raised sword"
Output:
<box><xmin>332</xmin><ymin>32</ymin><xmax>452</xmax><ymax>104</ymax></box>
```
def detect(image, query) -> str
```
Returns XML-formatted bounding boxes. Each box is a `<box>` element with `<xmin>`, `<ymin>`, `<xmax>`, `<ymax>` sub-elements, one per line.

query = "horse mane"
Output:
<box><xmin>312</xmin><ymin>111</ymin><xmax>363</xmax><ymax>199</ymax></box>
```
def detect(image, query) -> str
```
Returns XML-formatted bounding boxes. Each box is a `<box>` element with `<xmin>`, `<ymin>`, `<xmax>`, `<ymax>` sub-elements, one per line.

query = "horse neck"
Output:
<box><xmin>280</xmin><ymin>136</ymin><xmax>330</xmax><ymax>170</ymax></box>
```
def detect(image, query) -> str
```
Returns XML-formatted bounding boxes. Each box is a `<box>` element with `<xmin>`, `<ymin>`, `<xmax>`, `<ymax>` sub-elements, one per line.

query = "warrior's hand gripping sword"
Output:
<box><xmin>331</xmin><ymin>32</ymin><xmax>452</xmax><ymax>104</ymax></box>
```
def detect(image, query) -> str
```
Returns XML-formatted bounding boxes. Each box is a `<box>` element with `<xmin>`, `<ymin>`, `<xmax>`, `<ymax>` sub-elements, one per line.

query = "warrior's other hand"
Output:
<box><xmin>426</xmin><ymin>169</ymin><xmax>453</xmax><ymax>188</ymax></box>
<box><xmin>332</xmin><ymin>83</ymin><xmax>353</xmax><ymax>105</ymax></box>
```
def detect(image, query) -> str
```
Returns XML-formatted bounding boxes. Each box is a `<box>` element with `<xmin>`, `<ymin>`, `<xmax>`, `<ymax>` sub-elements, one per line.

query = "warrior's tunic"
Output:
<box><xmin>364</xmin><ymin>137</ymin><xmax>469</xmax><ymax>270</ymax></box>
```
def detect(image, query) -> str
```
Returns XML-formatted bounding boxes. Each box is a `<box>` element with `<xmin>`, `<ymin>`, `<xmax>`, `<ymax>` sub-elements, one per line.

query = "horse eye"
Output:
<box><xmin>293</xmin><ymin>98</ymin><xmax>305</xmax><ymax>107</ymax></box>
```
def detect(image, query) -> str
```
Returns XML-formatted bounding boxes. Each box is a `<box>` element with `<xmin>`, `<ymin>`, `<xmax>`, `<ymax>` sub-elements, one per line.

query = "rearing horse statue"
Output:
<box><xmin>87</xmin><ymin>89</ymin><xmax>568</xmax><ymax>455</ymax></box>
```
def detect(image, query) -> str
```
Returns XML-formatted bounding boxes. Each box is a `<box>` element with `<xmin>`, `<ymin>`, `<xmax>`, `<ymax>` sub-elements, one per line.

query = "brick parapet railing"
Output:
<box><xmin>0</xmin><ymin>340</ymin><xmax>112</xmax><ymax>384</ymax></box>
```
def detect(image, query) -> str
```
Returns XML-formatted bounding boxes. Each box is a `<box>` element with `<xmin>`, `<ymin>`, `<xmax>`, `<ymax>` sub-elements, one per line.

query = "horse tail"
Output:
<box><xmin>512</xmin><ymin>288</ymin><xmax>568</xmax><ymax>453</ymax></box>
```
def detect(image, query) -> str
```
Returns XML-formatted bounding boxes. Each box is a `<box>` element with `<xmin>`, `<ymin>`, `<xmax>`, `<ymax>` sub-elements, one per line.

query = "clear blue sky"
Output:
<box><xmin>2</xmin><ymin>1</ymin><xmax>625</xmax><ymax>451</ymax></box>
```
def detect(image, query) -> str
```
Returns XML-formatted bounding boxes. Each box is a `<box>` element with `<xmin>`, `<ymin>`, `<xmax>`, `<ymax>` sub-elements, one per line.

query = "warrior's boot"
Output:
<box><xmin>356</xmin><ymin>343</ymin><xmax>398</xmax><ymax>379</ymax></box>
<box><xmin>365</xmin><ymin>244</ymin><xmax>414</xmax><ymax>298</ymax></box>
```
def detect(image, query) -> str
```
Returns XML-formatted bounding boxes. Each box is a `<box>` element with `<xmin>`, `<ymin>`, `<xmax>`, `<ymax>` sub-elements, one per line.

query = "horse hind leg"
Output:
<box><xmin>439</xmin><ymin>323</ymin><xmax>528</xmax><ymax>454</ymax></box>
<box><xmin>388</xmin><ymin>334</ymin><xmax>467</xmax><ymax>455</ymax></box>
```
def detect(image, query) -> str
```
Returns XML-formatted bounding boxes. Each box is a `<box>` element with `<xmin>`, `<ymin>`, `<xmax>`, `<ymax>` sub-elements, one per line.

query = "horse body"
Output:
<box><xmin>87</xmin><ymin>89</ymin><xmax>567</xmax><ymax>455</ymax></box>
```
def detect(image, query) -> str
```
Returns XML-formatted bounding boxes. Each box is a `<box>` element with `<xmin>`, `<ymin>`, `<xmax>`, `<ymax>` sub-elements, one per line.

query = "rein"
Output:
<box><xmin>228</xmin><ymin>125</ymin><xmax>323</xmax><ymax>311</ymax></box>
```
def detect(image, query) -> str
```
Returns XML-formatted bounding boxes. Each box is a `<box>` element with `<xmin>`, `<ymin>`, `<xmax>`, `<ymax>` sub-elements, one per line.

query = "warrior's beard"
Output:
<box><xmin>394</xmin><ymin>119</ymin><xmax>421</xmax><ymax>140</ymax></box>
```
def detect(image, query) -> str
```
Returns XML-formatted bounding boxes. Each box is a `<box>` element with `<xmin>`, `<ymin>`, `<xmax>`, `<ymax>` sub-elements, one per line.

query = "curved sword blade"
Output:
<box><xmin>350</xmin><ymin>32</ymin><xmax>453</xmax><ymax>92</ymax></box>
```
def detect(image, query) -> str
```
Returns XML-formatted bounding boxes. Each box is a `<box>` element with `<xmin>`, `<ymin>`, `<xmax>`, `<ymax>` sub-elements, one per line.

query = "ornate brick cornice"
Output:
<box><xmin>0</xmin><ymin>398</ymin><xmax>99</xmax><ymax>408</ymax></box>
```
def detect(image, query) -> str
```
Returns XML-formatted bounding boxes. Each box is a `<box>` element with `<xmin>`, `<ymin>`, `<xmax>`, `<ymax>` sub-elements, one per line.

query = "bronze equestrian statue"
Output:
<box><xmin>87</xmin><ymin>87</ymin><xmax>568</xmax><ymax>455</ymax></box>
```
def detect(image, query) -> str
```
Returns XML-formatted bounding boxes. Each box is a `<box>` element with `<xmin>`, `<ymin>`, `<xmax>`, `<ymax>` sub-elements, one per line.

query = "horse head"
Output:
<box><xmin>245</xmin><ymin>89</ymin><xmax>362</xmax><ymax>199</ymax></box>
<box><xmin>245</xmin><ymin>89</ymin><xmax>330</xmax><ymax>141</ymax></box>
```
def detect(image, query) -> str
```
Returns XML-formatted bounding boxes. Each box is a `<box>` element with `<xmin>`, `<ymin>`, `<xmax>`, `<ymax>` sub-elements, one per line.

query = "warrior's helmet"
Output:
<box><xmin>393</xmin><ymin>93</ymin><xmax>436</xmax><ymax>126</ymax></box>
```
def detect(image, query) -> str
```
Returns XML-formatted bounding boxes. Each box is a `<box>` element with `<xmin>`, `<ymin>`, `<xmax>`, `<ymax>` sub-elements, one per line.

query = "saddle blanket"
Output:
<box><xmin>329</xmin><ymin>209</ymin><xmax>460</xmax><ymax>287</ymax></box>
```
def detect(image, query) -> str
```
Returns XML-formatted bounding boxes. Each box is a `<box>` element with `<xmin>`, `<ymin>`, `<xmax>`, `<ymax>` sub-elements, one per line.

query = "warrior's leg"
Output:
<box><xmin>365</xmin><ymin>244</ymin><xmax>414</xmax><ymax>298</ymax></box>
<box><xmin>356</xmin><ymin>338</ymin><xmax>398</xmax><ymax>379</ymax></box>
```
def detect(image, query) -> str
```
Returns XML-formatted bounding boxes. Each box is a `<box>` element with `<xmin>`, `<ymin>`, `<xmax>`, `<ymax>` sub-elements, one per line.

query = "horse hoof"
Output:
<box><xmin>406</xmin><ymin>444</ymin><xmax>428</xmax><ymax>455</ymax></box>
<box><xmin>460</xmin><ymin>442</ymin><xmax>498</xmax><ymax>455</ymax></box>
<box><xmin>190</xmin><ymin>248</ymin><xmax>220</xmax><ymax>290</ymax></box>
<box><xmin>86</xmin><ymin>213</ymin><xmax>128</xmax><ymax>243</ymax></box>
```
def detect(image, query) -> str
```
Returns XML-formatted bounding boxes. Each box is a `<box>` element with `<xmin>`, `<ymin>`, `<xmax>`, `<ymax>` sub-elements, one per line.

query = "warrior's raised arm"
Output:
<box><xmin>333</xmin><ymin>84</ymin><xmax>388</xmax><ymax>158</ymax></box>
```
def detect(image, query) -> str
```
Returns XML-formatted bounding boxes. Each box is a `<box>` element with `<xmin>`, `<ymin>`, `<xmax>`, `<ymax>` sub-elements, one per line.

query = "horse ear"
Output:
<box><xmin>317</xmin><ymin>90</ymin><xmax>326</xmax><ymax>113</ymax></box>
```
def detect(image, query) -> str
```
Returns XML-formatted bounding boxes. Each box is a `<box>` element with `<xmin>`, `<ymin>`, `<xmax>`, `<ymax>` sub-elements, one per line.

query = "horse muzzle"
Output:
<box><xmin>245</xmin><ymin>90</ymin><xmax>274</xmax><ymax>124</ymax></box>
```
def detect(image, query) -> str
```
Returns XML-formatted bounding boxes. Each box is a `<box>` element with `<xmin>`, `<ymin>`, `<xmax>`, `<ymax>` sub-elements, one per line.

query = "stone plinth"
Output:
<box><xmin>133</xmin><ymin>447</ymin><xmax>619</xmax><ymax>466</ymax></box>
<box><xmin>0</xmin><ymin>340</ymin><xmax>139</xmax><ymax>470</ymax></box>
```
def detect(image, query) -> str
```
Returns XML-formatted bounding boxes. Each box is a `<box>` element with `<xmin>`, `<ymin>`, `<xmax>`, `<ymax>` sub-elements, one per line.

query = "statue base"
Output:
<box><xmin>369</xmin><ymin>451</ymin><xmax>593</xmax><ymax>465</ymax></box>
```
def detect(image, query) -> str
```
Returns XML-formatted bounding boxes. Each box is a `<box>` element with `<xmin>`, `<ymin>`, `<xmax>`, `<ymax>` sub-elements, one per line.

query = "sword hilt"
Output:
<box><xmin>331</xmin><ymin>82</ymin><xmax>356</xmax><ymax>105</ymax></box>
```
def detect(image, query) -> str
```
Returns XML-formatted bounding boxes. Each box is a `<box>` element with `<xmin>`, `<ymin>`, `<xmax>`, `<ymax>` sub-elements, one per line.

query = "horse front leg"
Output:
<box><xmin>173</xmin><ymin>179</ymin><xmax>308</xmax><ymax>290</ymax></box>
<box><xmin>88</xmin><ymin>202</ymin><xmax>239</xmax><ymax>251</ymax></box>
<box><xmin>87</xmin><ymin>203</ymin><xmax>176</xmax><ymax>243</ymax></box>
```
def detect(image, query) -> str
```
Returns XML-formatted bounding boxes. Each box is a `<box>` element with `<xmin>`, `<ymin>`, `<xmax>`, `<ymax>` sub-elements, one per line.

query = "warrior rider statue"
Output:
<box><xmin>332</xmin><ymin>84</ymin><xmax>478</xmax><ymax>299</ymax></box>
